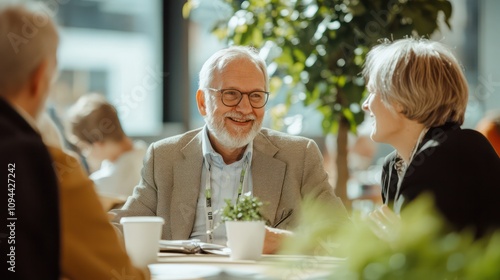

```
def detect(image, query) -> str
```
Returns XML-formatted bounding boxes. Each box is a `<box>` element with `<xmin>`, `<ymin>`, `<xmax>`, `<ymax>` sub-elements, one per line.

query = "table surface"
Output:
<box><xmin>151</xmin><ymin>252</ymin><xmax>345</xmax><ymax>279</ymax></box>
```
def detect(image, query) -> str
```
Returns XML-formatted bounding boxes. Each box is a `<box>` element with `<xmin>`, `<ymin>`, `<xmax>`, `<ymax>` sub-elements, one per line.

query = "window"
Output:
<box><xmin>49</xmin><ymin>0</ymin><xmax>163</xmax><ymax>136</ymax></box>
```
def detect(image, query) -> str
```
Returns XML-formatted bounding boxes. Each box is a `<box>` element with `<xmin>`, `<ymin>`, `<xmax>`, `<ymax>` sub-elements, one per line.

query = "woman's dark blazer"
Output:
<box><xmin>382</xmin><ymin>122</ymin><xmax>500</xmax><ymax>238</ymax></box>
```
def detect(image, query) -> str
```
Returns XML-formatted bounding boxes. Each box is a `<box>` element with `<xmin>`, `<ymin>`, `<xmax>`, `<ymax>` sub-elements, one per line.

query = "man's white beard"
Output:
<box><xmin>206</xmin><ymin>110</ymin><xmax>262</xmax><ymax>149</ymax></box>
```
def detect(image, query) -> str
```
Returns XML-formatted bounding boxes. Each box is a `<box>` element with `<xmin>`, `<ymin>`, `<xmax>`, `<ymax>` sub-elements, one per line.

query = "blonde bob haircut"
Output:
<box><xmin>362</xmin><ymin>37</ymin><xmax>469</xmax><ymax>127</ymax></box>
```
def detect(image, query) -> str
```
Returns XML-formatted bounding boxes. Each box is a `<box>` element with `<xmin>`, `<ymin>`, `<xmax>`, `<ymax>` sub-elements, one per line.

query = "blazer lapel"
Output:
<box><xmin>168</xmin><ymin>130</ymin><xmax>287</xmax><ymax>237</ymax></box>
<box><xmin>252</xmin><ymin>133</ymin><xmax>286</xmax><ymax>225</ymax></box>
<box><xmin>170</xmin><ymin>132</ymin><xmax>204</xmax><ymax>239</ymax></box>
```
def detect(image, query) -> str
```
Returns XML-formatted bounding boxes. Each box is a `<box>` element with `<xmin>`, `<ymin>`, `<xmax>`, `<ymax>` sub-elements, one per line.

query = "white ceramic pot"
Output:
<box><xmin>225</xmin><ymin>220</ymin><xmax>265</xmax><ymax>261</ymax></box>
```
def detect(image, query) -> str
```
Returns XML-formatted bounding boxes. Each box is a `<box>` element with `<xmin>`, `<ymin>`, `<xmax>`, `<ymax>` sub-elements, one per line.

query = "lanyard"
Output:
<box><xmin>204</xmin><ymin>158</ymin><xmax>249</xmax><ymax>243</ymax></box>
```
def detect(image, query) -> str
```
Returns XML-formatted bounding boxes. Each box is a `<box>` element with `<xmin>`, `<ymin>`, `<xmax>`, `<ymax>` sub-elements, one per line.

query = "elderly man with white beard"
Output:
<box><xmin>111</xmin><ymin>46</ymin><xmax>349</xmax><ymax>253</ymax></box>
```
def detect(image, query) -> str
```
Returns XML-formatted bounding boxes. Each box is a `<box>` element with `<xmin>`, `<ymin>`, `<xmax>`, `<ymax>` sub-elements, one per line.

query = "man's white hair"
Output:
<box><xmin>0</xmin><ymin>1</ymin><xmax>59</xmax><ymax>96</ymax></box>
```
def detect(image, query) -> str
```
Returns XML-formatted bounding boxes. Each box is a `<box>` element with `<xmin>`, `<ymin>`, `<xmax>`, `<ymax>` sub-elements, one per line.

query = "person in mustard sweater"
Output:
<box><xmin>48</xmin><ymin>145</ymin><xmax>148</xmax><ymax>280</ymax></box>
<box><xmin>36</xmin><ymin>84</ymin><xmax>149</xmax><ymax>280</ymax></box>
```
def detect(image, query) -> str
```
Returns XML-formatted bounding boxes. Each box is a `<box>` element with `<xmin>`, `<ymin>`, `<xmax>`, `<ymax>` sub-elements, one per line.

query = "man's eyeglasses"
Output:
<box><xmin>206</xmin><ymin>88</ymin><xmax>269</xmax><ymax>109</ymax></box>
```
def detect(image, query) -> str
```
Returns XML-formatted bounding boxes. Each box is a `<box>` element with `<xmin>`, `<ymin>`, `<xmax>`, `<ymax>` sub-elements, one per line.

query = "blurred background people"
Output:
<box><xmin>476</xmin><ymin>110</ymin><xmax>500</xmax><ymax>157</ymax></box>
<box><xmin>67</xmin><ymin>93</ymin><xmax>147</xmax><ymax>198</ymax></box>
<box><xmin>362</xmin><ymin>37</ymin><xmax>500</xmax><ymax>239</ymax></box>
<box><xmin>325</xmin><ymin>121</ymin><xmax>382</xmax><ymax>219</ymax></box>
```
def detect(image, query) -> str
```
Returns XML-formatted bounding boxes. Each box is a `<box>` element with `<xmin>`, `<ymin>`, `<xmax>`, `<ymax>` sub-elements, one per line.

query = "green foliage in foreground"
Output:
<box><xmin>282</xmin><ymin>195</ymin><xmax>500</xmax><ymax>279</ymax></box>
<box><xmin>221</xmin><ymin>192</ymin><xmax>264</xmax><ymax>222</ymax></box>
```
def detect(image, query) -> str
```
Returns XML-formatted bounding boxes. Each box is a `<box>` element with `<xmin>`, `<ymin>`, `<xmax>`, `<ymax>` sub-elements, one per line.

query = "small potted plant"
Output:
<box><xmin>221</xmin><ymin>192</ymin><xmax>266</xmax><ymax>260</ymax></box>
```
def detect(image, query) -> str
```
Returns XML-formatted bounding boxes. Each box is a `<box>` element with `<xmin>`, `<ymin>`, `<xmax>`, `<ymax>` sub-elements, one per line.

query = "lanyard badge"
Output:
<box><xmin>204</xmin><ymin>159</ymin><xmax>249</xmax><ymax>243</ymax></box>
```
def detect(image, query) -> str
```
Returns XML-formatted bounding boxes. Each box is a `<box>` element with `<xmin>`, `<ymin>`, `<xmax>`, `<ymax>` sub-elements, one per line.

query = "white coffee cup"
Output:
<box><xmin>120</xmin><ymin>216</ymin><xmax>165</xmax><ymax>268</ymax></box>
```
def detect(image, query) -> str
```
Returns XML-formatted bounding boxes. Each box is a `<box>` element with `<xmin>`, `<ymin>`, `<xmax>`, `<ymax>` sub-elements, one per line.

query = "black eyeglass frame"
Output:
<box><xmin>206</xmin><ymin>88</ymin><xmax>270</xmax><ymax>109</ymax></box>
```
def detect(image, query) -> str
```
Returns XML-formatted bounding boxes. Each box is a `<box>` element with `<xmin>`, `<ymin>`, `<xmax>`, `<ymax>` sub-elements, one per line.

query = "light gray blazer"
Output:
<box><xmin>111</xmin><ymin>128</ymin><xmax>349</xmax><ymax>240</ymax></box>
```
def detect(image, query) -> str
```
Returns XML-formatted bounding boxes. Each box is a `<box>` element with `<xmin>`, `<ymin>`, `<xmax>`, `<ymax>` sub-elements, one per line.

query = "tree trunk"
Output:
<box><xmin>335</xmin><ymin>116</ymin><xmax>351</xmax><ymax>210</ymax></box>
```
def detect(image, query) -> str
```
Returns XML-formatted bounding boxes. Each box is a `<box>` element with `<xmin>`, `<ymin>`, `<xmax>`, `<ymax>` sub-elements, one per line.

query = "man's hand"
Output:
<box><xmin>263</xmin><ymin>226</ymin><xmax>292</xmax><ymax>254</ymax></box>
<box><xmin>107</xmin><ymin>212</ymin><xmax>116</xmax><ymax>221</ymax></box>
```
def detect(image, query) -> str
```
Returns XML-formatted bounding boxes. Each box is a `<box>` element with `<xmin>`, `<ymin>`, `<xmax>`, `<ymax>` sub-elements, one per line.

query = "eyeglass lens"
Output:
<box><xmin>221</xmin><ymin>89</ymin><xmax>268</xmax><ymax>108</ymax></box>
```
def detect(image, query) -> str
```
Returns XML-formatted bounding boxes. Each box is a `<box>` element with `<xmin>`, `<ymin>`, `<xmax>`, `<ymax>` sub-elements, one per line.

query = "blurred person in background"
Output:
<box><xmin>362</xmin><ymin>37</ymin><xmax>500</xmax><ymax>240</ymax></box>
<box><xmin>67</xmin><ymin>93</ymin><xmax>147</xmax><ymax>198</ymax></box>
<box><xmin>476</xmin><ymin>110</ymin><xmax>500</xmax><ymax>157</ymax></box>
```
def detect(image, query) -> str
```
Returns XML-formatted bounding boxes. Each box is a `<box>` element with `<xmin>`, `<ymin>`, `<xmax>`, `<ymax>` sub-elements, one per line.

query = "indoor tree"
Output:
<box><xmin>184</xmin><ymin>0</ymin><xmax>452</xmax><ymax>209</ymax></box>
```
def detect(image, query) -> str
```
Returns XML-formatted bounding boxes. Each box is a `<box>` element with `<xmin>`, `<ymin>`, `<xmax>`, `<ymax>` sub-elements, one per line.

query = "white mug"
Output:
<box><xmin>120</xmin><ymin>216</ymin><xmax>164</xmax><ymax>268</ymax></box>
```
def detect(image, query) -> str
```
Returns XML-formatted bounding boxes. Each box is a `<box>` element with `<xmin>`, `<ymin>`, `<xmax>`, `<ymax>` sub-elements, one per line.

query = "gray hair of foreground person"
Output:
<box><xmin>362</xmin><ymin>37</ymin><xmax>468</xmax><ymax>127</ymax></box>
<box><xmin>198</xmin><ymin>45</ymin><xmax>270</xmax><ymax>92</ymax></box>
<box><xmin>0</xmin><ymin>2</ymin><xmax>59</xmax><ymax>98</ymax></box>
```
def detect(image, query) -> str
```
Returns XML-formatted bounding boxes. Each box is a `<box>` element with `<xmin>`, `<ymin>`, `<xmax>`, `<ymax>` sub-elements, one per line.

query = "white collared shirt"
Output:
<box><xmin>189</xmin><ymin>126</ymin><xmax>253</xmax><ymax>245</ymax></box>
<box><xmin>90</xmin><ymin>140</ymin><xmax>148</xmax><ymax>197</ymax></box>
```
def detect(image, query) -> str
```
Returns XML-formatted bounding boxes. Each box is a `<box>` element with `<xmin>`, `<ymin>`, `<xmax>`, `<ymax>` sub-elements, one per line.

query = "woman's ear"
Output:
<box><xmin>393</xmin><ymin>102</ymin><xmax>405</xmax><ymax>114</ymax></box>
<box><xmin>196</xmin><ymin>89</ymin><xmax>207</xmax><ymax>116</ymax></box>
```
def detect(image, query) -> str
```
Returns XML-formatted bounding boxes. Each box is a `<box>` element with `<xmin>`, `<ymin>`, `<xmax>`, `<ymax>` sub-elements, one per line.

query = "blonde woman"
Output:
<box><xmin>362</xmin><ymin>37</ymin><xmax>500</xmax><ymax>238</ymax></box>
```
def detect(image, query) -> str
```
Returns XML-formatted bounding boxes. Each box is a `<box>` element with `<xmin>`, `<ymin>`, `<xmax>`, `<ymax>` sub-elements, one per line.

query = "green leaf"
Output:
<box><xmin>182</xmin><ymin>0</ymin><xmax>196</xmax><ymax>19</ymax></box>
<box><xmin>221</xmin><ymin>193</ymin><xmax>264</xmax><ymax>222</ymax></box>
<box><xmin>208</xmin><ymin>0</ymin><xmax>454</xmax><ymax>209</ymax></box>
<box><xmin>282</xmin><ymin>194</ymin><xmax>500</xmax><ymax>278</ymax></box>
<box><xmin>252</xmin><ymin>27</ymin><xmax>263</xmax><ymax>46</ymax></box>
